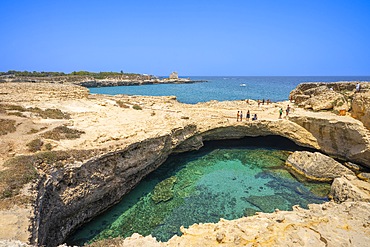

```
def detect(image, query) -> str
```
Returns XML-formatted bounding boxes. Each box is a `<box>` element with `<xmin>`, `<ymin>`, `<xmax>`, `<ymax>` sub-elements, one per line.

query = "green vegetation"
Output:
<box><xmin>0</xmin><ymin>70</ymin><xmax>66</xmax><ymax>77</ymax></box>
<box><xmin>0</xmin><ymin>157</ymin><xmax>38</xmax><ymax>199</ymax></box>
<box><xmin>0</xmin><ymin>119</ymin><xmax>16</xmax><ymax>135</ymax></box>
<box><xmin>41</xmin><ymin>126</ymin><xmax>85</xmax><ymax>140</ymax></box>
<box><xmin>26</xmin><ymin>139</ymin><xmax>44</xmax><ymax>152</ymax></box>
<box><xmin>132</xmin><ymin>104</ymin><xmax>142</xmax><ymax>110</ymax></box>
<box><xmin>0</xmin><ymin>149</ymin><xmax>100</xmax><ymax>201</ymax></box>
<box><xmin>44</xmin><ymin>143</ymin><xmax>53</xmax><ymax>151</ymax></box>
<box><xmin>0</xmin><ymin>70</ymin><xmax>143</xmax><ymax>79</ymax></box>
<box><xmin>0</xmin><ymin>104</ymin><xmax>70</xmax><ymax>119</ymax></box>
<box><xmin>115</xmin><ymin>100</ymin><xmax>130</xmax><ymax>108</ymax></box>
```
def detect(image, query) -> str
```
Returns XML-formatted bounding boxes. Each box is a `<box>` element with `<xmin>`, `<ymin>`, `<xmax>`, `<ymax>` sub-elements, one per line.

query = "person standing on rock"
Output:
<box><xmin>240</xmin><ymin>111</ymin><xmax>243</xmax><ymax>121</ymax></box>
<box><xmin>356</xmin><ymin>83</ymin><xmax>361</xmax><ymax>92</ymax></box>
<box><xmin>286</xmin><ymin>105</ymin><xmax>290</xmax><ymax>117</ymax></box>
<box><xmin>237</xmin><ymin>111</ymin><xmax>240</xmax><ymax>121</ymax></box>
<box><xmin>246</xmin><ymin>110</ymin><xmax>250</xmax><ymax>121</ymax></box>
<box><xmin>279</xmin><ymin>108</ymin><xmax>283</xmax><ymax>119</ymax></box>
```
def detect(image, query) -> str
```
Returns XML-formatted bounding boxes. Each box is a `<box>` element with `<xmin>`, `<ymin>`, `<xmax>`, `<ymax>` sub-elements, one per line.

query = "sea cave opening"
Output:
<box><xmin>66</xmin><ymin>135</ymin><xmax>331</xmax><ymax>245</ymax></box>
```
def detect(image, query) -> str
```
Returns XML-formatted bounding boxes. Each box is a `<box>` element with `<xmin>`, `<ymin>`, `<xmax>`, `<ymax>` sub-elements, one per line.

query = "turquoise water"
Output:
<box><xmin>66</xmin><ymin>138</ymin><xmax>330</xmax><ymax>245</ymax></box>
<box><xmin>89</xmin><ymin>76</ymin><xmax>370</xmax><ymax>104</ymax></box>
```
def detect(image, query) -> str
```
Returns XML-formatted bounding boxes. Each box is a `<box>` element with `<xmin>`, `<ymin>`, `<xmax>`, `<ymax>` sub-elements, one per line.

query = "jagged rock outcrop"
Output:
<box><xmin>285</xmin><ymin>151</ymin><xmax>354</xmax><ymax>181</ymax></box>
<box><xmin>289</xmin><ymin>115</ymin><xmax>370</xmax><ymax>167</ymax></box>
<box><xmin>289</xmin><ymin>81</ymin><xmax>370</xmax><ymax>127</ymax></box>
<box><xmin>351</xmin><ymin>91</ymin><xmax>370</xmax><ymax>129</ymax></box>
<box><xmin>330</xmin><ymin>175</ymin><xmax>370</xmax><ymax>203</ymax></box>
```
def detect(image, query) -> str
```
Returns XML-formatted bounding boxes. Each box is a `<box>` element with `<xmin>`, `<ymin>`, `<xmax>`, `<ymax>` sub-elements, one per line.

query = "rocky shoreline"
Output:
<box><xmin>0</xmin><ymin>75</ymin><xmax>207</xmax><ymax>88</ymax></box>
<box><xmin>0</xmin><ymin>82</ymin><xmax>369</xmax><ymax>246</ymax></box>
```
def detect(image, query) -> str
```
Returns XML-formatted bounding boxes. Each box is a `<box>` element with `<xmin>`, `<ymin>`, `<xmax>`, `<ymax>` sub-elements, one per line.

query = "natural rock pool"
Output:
<box><xmin>66</xmin><ymin>137</ymin><xmax>331</xmax><ymax>245</ymax></box>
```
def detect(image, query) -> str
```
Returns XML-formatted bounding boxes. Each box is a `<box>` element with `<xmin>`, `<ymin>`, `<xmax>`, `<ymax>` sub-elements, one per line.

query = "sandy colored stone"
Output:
<box><xmin>0</xmin><ymin>82</ymin><xmax>370</xmax><ymax>246</ymax></box>
<box><xmin>330</xmin><ymin>175</ymin><xmax>370</xmax><ymax>203</ymax></box>
<box><xmin>117</xmin><ymin>201</ymin><xmax>370</xmax><ymax>247</ymax></box>
<box><xmin>286</xmin><ymin>151</ymin><xmax>354</xmax><ymax>181</ymax></box>
<box><xmin>352</xmin><ymin>91</ymin><xmax>370</xmax><ymax>129</ymax></box>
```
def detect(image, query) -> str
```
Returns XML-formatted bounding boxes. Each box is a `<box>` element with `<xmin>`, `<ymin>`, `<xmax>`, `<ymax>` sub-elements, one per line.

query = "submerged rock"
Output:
<box><xmin>151</xmin><ymin>176</ymin><xmax>177</xmax><ymax>204</ymax></box>
<box><xmin>286</xmin><ymin>151</ymin><xmax>354</xmax><ymax>181</ymax></box>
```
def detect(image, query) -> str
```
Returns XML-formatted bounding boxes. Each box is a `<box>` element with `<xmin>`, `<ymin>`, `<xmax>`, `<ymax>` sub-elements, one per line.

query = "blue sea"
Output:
<box><xmin>89</xmin><ymin>76</ymin><xmax>370</xmax><ymax>104</ymax></box>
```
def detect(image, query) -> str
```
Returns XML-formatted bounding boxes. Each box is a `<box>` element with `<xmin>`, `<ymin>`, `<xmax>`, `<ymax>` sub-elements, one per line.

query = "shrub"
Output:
<box><xmin>0</xmin><ymin>119</ymin><xmax>16</xmax><ymax>135</ymax></box>
<box><xmin>27</xmin><ymin>139</ymin><xmax>44</xmax><ymax>152</ymax></box>
<box><xmin>116</xmin><ymin>100</ymin><xmax>130</xmax><ymax>108</ymax></box>
<box><xmin>44</xmin><ymin>143</ymin><xmax>53</xmax><ymax>151</ymax></box>
<box><xmin>29</xmin><ymin>107</ymin><xmax>70</xmax><ymax>119</ymax></box>
<box><xmin>133</xmin><ymin>104</ymin><xmax>142</xmax><ymax>110</ymax></box>
<box><xmin>41</xmin><ymin>126</ymin><xmax>85</xmax><ymax>140</ymax></box>
<box><xmin>27</xmin><ymin>128</ymin><xmax>40</xmax><ymax>134</ymax></box>
<box><xmin>0</xmin><ymin>157</ymin><xmax>39</xmax><ymax>199</ymax></box>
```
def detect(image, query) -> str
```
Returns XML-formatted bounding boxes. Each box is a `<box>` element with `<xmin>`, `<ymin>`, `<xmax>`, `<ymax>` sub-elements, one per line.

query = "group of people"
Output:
<box><xmin>237</xmin><ymin>110</ymin><xmax>257</xmax><ymax>121</ymax></box>
<box><xmin>237</xmin><ymin>104</ymin><xmax>291</xmax><ymax>122</ymax></box>
<box><xmin>257</xmin><ymin>99</ymin><xmax>271</xmax><ymax>107</ymax></box>
<box><xmin>279</xmin><ymin>105</ymin><xmax>291</xmax><ymax>119</ymax></box>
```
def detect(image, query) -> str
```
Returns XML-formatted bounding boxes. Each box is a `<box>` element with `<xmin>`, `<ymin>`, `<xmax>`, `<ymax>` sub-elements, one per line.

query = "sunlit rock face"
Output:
<box><xmin>286</xmin><ymin>151</ymin><xmax>354</xmax><ymax>181</ymax></box>
<box><xmin>352</xmin><ymin>91</ymin><xmax>370</xmax><ymax>129</ymax></box>
<box><xmin>289</xmin><ymin>115</ymin><xmax>370</xmax><ymax>167</ymax></box>
<box><xmin>330</xmin><ymin>175</ymin><xmax>370</xmax><ymax>203</ymax></box>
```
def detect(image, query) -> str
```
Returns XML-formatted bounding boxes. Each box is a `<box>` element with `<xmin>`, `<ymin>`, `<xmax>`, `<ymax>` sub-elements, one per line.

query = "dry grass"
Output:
<box><xmin>26</xmin><ymin>139</ymin><xmax>44</xmax><ymax>152</ymax></box>
<box><xmin>0</xmin><ymin>118</ymin><xmax>16</xmax><ymax>135</ymax></box>
<box><xmin>0</xmin><ymin>157</ymin><xmax>38</xmax><ymax>200</ymax></box>
<box><xmin>116</xmin><ymin>100</ymin><xmax>130</xmax><ymax>108</ymax></box>
<box><xmin>133</xmin><ymin>104</ymin><xmax>142</xmax><ymax>110</ymax></box>
<box><xmin>0</xmin><ymin>148</ymin><xmax>101</xmax><ymax>203</ymax></box>
<box><xmin>28</xmin><ymin>107</ymin><xmax>71</xmax><ymax>119</ymax></box>
<box><xmin>0</xmin><ymin>104</ymin><xmax>70</xmax><ymax>119</ymax></box>
<box><xmin>41</xmin><ymin>126</ymin><xmax>85</xmax><ymax>140</ymax></box>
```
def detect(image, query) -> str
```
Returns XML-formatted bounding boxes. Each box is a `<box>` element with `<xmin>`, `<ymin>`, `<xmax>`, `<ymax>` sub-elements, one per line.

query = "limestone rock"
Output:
<box><xmin>119</xmin><ymin>201</ymin><xmax>370</xmax><ymax>247</ymax></box>
<box><xmin>290</xmin><ymin>81</ymin><xmax>370</xmax><ymax>127</ymax></box>
<box><xmin>343</xmin><ymin>162</ymin><xmax>361</xmax><ymax>171</ymax></box>
<box><xmin>302</xmin><ymin>89</ymin><xmax>349</xmax><ymax>112</ymax></box>
<box><xmin>289</xmin><ymin>115</ymin><xmax>370</xmax><ymax>167</ymax></box>
<box><xmin>351</xmin><ymin>91</ymin><xmax>370</xmax><ymax>129</ymax></box>
<box><xmin>286</xmin><ymin>151</ymin><xmax>354</xmax><ymax>181</ymax></box>
<box><xmin>358</xmin><ymin>172</ymin><xmax>370</xmax><ymax>182</ymax></box>
<box><xmin>330</xmin><ymin>175</ymin><xmax>370</xmax><ymax>203</ymax></box>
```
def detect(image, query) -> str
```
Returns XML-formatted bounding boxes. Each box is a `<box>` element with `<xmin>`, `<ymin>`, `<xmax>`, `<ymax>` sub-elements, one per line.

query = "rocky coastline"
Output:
<box><xmin>0</xmin><ymin>81</ymin><xmax>369</xmax><ymax>246</ymax></box>
<box><xmin>0</xmin><ymin>75</ymin><xmax>207</xmax><ymax>88</ymax></box>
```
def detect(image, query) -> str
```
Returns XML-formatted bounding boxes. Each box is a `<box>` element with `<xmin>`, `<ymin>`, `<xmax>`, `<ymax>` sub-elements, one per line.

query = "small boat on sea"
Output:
<box><xmin>240</xmin><ymin>83</ymin><xmax>246</xmax><ymax>87</ymax></box>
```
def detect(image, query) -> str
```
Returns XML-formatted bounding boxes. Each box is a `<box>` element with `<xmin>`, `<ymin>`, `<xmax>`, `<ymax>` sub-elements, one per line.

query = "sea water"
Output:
<box><xmin>89</xmin><ymin>76</ymin><xmax>370</xmax><ymax>104</ymax></box>
<box><xmin>67</xmin><ymin>137</ymin><xmax>331</xmax><ymax>245</ymax></box>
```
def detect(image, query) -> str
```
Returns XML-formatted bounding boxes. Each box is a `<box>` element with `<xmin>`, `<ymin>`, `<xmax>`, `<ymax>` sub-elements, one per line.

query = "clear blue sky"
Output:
<box><xmin>1</xmin><ymin>0</ymin><xmax>369</xmax><ymax>76</ymax></box>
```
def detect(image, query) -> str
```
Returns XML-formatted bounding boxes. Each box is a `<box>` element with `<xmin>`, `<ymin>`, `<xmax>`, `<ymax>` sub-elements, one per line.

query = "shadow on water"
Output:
<box><xmin>66</xmin><ymin>135</ymin><xmax>331</xmax><ymax>245</ymax></box>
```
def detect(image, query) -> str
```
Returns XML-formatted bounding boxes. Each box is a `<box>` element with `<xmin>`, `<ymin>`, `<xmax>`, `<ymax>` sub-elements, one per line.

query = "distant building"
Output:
<box><xmin>169</xmin><ymin>71</ymin><xmax>178</xmax><ymax>79</ymax></box>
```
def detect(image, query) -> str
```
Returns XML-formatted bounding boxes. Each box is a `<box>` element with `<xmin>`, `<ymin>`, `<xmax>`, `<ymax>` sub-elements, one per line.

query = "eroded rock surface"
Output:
<box><xmin>289</xmin><ymin>81</ymin><xmax>370</xmax><ymax>129</ymax></box>
<box><xmin>118</xmin><ymin>201</ymin><xmax>370</xmax><ymax>247</ymax></box>
<box><xmin>286</xmin><ymin>151</ymin><xmax>354</xmax><ymax>181</ymax></box>
<box><xmin>352</xmin><ymin>91</ymin><xmax>370</xmax><ymax>129</ymax></box>
<box><xmin>0</xmin><ymin>82</ymin><xmax>370</xmax><ymax>246</ymax></box>
<box><xmin>330</xmin><ymin>175</ymin><xmax>370</xmax><ymax>203</ymax></box>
